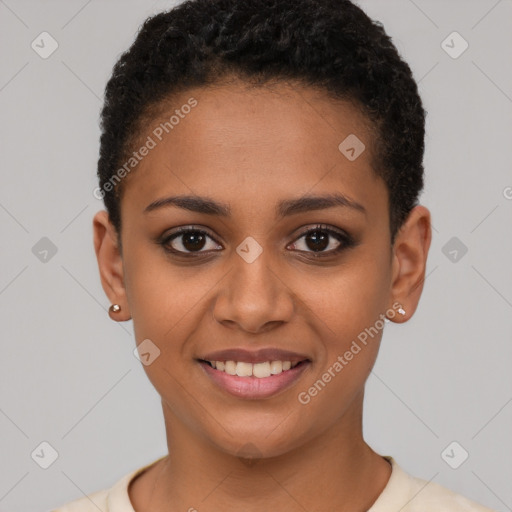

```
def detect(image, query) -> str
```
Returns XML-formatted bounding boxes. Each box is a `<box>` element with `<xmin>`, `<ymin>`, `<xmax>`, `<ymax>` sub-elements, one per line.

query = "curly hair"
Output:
<box><xmin>97</xmin><ymin>0</ymin><xmax>425</xmax><ymax>245</ymax></box>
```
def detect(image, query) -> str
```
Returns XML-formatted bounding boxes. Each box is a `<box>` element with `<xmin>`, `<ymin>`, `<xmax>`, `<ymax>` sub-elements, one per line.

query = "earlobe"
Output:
<box><xmin>388</xmin><ymin>205</ymin><xmax>432</xmax><ymax>323</ymax></box>
<box><xmin>93</xmin><ymin>210</ymin><xmax>131</xmax><ymax>321</ymax></box>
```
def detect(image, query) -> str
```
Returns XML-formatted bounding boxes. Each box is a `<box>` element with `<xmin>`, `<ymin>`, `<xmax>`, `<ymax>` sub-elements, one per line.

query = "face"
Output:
<box><xmin>94</xmin><ymin>80</ymin><xmax>431</xmax><ymax>460</ymax></box>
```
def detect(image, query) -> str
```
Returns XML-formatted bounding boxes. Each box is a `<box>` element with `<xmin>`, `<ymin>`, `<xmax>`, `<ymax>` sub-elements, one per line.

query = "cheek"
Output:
<box><xmin>296</xmin><ymin>284</ymin><xmax>386</xmax><ymax>424</ymax></box>
<box><xmin>295</xmin><ymin>350</ymin><xmax>373</xmax><ymax>437</ymax></box>
<box><xmin>293</xmin><ymin>252</ymin><xmax>390</xmax><ymax>398</ymax></box>
<box><xmin>122</xmin><ymin>240</ymin><xmax>212</xmax><ymax>341</ymax></box>
<box><xmin>294</xmin><ymin>253</ymin><xmax>391</xmax><ymax>341</ymax></box>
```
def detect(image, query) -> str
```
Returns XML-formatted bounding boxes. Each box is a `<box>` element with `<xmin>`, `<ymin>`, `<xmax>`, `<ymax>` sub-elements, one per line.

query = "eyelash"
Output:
<box><xmin>158</xmin><ymin>224</ymin><xmax>355</xmax><ymax>259</ymax></box>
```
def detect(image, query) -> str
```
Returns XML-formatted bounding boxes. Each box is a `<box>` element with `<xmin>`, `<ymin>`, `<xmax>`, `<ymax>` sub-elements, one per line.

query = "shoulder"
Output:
<box><xmin>49</xmin><ymin>487</ymin><xmax>109</xmax><ymax>512</ymax></box>
<box><xmin>404</xmin><ymin>476</ymin><xmax>495</xmax><ymax>511</ymax></box>
<box><xmin>49</xmin><ymin>456</ymin><xmax>166</xmax><ymax>512</ymax></box>
<box><xmin>370</xmin><ymin>456</ymin><xmax>496</xmax><ymax>512</ymax></box>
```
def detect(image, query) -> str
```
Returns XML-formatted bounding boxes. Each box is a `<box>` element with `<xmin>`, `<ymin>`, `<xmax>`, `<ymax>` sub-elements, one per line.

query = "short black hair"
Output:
<box><xmin>97</xmin><ymin>0</ymin><xmax>426</xmax><ymax>245</ymax></box>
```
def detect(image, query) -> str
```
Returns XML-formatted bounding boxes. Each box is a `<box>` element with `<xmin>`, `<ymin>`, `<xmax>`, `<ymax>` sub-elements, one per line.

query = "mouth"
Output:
<box><xmin>196</xmin><ymin>348</ymin><xmax>311</xmax><ymax>399</ymax></box>
<box><xmin>198</xmin><ymin>359</ymin><xmax>307</xmax><ymax>377</ymax></box>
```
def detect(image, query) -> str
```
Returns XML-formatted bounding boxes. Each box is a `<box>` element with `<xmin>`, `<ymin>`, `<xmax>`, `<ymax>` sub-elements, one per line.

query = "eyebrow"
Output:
<box><xmin>144</xmin><ymin>193</ymin><xmax>367</xmax><ymax>218</ymax></box>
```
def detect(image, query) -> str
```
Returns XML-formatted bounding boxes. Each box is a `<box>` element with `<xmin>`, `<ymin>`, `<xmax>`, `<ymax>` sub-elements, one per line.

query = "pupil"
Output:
<box><xmin>307</xmin><ymin>230</ymin><xmax>328</xmax><ymax>252</ymax></box>
<box><xmin>183</xmin><ymin>232</ymin><xmax>206</xmax><ymax>251</ymax></box>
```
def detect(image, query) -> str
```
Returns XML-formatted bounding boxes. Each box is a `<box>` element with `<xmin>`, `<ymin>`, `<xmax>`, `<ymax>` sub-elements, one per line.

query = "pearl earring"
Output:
<box><xmin>109</xmin><ymin>304</ymin><xmax>121</xmax><ymax>313</ymax></box>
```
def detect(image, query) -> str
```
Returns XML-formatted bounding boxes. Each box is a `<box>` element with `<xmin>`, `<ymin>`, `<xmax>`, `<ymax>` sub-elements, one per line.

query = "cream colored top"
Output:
<box><xmin>50</xmin><ymin>455</ymin><xmax>495</xmax><ymax>511</ymax></box>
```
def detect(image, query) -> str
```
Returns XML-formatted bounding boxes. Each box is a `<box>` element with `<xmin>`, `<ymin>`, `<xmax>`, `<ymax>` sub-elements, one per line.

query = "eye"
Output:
<box><xmin>159</xmin><ymin>227</ymin><xmax>222</xmax><ymax>255</ymax></box>
<box><xmin>288</xmin><ymin>224</ymin><xmax>354</xmax><ymax>256</ymax></box>
<box><xmin>158</xmin><ymin>224</ymin><xmax>355</xmax><ymax>258</ymax></box>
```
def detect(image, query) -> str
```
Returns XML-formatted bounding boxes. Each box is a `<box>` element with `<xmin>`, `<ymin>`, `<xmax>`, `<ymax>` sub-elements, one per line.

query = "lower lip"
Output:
<box><xmin>198</xmin><ymin>361</ymin><xmax>310</xmax><ymax>399</ymax></box>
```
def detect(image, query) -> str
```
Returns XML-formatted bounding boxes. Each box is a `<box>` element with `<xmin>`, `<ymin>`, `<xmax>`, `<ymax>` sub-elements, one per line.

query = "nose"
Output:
<box><xmin>212</xmin><ymin>249</ymin><xmax>295</xmax><ymax>334</ymax></box>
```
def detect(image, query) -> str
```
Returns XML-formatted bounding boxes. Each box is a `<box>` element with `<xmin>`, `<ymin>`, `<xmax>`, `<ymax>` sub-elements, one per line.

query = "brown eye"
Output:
<box><xmin>161</xmin><ymin>228</ymin><xmax>222</xmax><ymax>255</ymax></box>
<box><xmin>303</xmin><ymin>229</ymin><xmax>330</xmax><ymax>252</ymax></box>
<box><xmin>289</xmin><ymin>224</ymin><xmax>354</xmax><ymax>255</ymax></box>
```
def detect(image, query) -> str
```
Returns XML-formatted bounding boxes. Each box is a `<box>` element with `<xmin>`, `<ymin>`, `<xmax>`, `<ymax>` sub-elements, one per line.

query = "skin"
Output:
<box><xmin>93</xmin><ymin>79</ymin><xmax>431</xmax><ymax>512</ymax></box>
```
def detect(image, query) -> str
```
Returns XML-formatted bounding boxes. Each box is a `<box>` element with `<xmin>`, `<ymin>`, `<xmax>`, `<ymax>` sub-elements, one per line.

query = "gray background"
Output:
<box><xmin>0</xmin><ymin>0</ymin><xmax>511</xmax><ymax>511</ymax></box>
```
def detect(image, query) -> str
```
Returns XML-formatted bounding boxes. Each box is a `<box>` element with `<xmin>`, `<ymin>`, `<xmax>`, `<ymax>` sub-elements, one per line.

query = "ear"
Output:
<box><xmin>388</xmin><ymin>205</ymin><xmax>432</xmax><ymax>323</ymax></box>
<box><xmin>93</xmin><ymin>210</ymin><xmax>131</xmax><ymax>321</ymax></box>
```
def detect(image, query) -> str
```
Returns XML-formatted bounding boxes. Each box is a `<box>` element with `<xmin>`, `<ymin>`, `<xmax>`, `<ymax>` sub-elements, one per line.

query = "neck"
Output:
<box><xmin>132</xmin><ymin>393</ymin><xmax>392</xmax><ymax>512</ymax></box>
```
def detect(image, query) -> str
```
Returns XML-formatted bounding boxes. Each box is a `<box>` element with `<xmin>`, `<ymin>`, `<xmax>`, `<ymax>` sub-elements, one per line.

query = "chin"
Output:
<box><xmin>204</xmin><ymin>417</ymin><xmax>312</xmax><ymax>462</ymax></box>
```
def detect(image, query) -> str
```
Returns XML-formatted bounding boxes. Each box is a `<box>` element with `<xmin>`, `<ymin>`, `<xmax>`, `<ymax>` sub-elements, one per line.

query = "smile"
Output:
<box><xmin>201</xmin><ymin>359</ymin><xmax>303</xmax><ymax>378</ymax></box>
<box><xmin>198</xmin><ymin>358</ymin><xmax>311</xmax><ymax>399</ymax></box>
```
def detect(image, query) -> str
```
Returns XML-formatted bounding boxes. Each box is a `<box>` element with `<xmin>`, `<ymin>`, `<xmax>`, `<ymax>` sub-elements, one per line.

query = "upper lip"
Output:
<box><xmin>198</xmin><ymin>348</ymin><xmax>311</xmax><ymax>364</ymax></box>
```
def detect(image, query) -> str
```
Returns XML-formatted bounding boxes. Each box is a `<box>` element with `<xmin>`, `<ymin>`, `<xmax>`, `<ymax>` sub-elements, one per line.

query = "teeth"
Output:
<box><xmin>236</xmin><ymin>362</ymin><xmax>253</xmax><ymax>377</ymax></box>
<box><xmin>206</xmin><ymin>359</ymin><xmax>301</xmax><ymax>378</ymax></box>
<box><xmin>270</xmin><ymin>361</ymin><xmax>282</xmax><ymax>374</ymax></box>
<box><xmin>225</xmin><ymin>361</ymin><xmax>237</xmax><ymax>375</ymax></box>
<box><xmin>253</xmin><ymin>361</ymin><xmax>271</xmax><ymax>378</ymax></box>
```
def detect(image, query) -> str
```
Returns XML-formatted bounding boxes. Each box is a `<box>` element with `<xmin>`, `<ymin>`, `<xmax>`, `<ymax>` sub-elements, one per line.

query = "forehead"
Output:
<box><xmin>121</xmin><ymin>80</ymin><xmax>386</xmax><ymax>220</ymax></box>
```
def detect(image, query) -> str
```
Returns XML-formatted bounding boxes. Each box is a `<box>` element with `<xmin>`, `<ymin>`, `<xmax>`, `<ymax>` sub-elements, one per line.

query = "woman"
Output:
<box><xmin>53</xmin><ymin>0</ymin><xmax>495</xmax><ymax>510</ymax></box>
